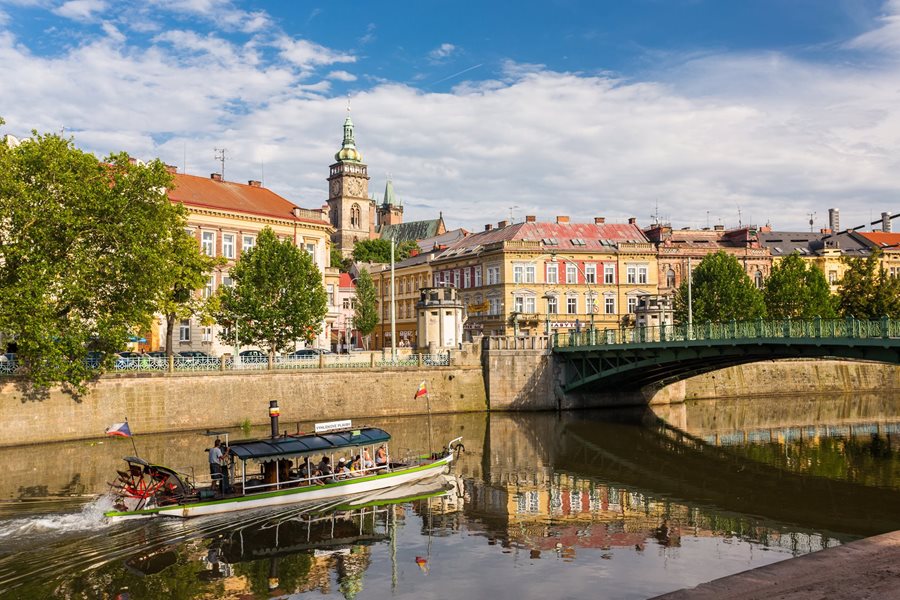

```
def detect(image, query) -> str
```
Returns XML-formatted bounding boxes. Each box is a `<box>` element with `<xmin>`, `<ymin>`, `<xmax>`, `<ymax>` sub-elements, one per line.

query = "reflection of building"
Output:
<box><xmin>161</xmin><ymin>168</ymin><xmax>335</xmax><ymax>354</ymax></box>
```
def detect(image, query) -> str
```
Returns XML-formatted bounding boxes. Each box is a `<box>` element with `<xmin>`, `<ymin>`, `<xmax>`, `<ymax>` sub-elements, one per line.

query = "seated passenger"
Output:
<box><xmin>375</xmin><ymin>445</ymin><xmax>388</xmax><ymax>467</ymax></box>
<box><xmin>349</xmin><ymin>455</ymin><xmax>362</xmax><ymax>473</ymax></box>
<box><xmin>317</xmin><ymin>456</ymin><xmax>332</xmax><ymax>478</ymax></box>
<box><xmin>336</xmin><ymin>458</ymin><xmax>351</xmax><ymax>479</ymax></box>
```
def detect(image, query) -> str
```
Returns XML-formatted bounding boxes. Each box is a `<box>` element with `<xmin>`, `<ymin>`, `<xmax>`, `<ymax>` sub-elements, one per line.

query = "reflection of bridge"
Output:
<box><xmin>553</xmin><ymin>318</ymin><xmax>900</xmax><ymax>392</ymax></box>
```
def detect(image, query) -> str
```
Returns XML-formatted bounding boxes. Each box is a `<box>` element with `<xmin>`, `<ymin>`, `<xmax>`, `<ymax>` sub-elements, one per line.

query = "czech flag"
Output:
<box><xmin>105</xmin><ymin>422</ymin><xmax>132</xmax><ymax>437</ymax></box>
<box><xmin>414</xmin><ymin>381</ymin><xmax>428</xmax><ymax>399</ymax></box>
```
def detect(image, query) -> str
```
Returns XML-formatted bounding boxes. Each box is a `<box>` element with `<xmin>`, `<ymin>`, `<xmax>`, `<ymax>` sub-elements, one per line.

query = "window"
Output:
<box><xmin>604</xmin><ymin>296</ymin><xmax>616</xmax><ymax>314</ymax></box>
<box><xmin>242</xmin><ymin>235</ymin><xmax>256</xmax><ymax>252</ymax></box>
<box><xmin>222</xmin><ymin>234</ymin><xmax>235</xmax><ymax>259</ymax></box>
<box><xmin>474</xmin><ymin>267</ymin><xmax>482</xmax><ymax>287</ymax></box>
<box><xmin>586</xmin><ymin>295</ymin><xmax>596</xmax><ymax>315</ymax></box>
<box><xmin>434</xmin><ymin>273</ymin><xmax>441</xmax><ymax>287</ymax></box>
<box><xmin>754</xmin><ymin>270</ymin><xmax>764</xmax><ymax>289</ymax></box>
<box><xmin>487</xmin><ymin>266</ymin><xmax>501</xmax><ymax>285</ymax></box>
<box><xmin>638</xmin><ymin>265</ymin><xmax>648</xmax><ymax>284</ymax></box>
<box><xmin>626</xmin><ymin>265</ymin><xmax>637</xmax><ymax>284</ymax></box>
<box><xmin>604</xmin><ymin>264</ymin><xmax>615</xmax><ymax>284</ymax></box>
<box><xmin>525</xmin><ymin>265</ymin><xmax>536</xmax><ymax>283</ymax></box>
<box><xmin>464</xmin><ymin>269</ymin><xmax>471</xmax><ymax>288</ymax></box>
<box><xmin>222</xmin><ymin>276</ymin><xmax>234</xmax><ymax>288</ymax></box>
<box><xmin>203</xmin><ymin>275</ymin><xmax>215</xmax><ymax>298</ymax></box>
<box><xmin>514</xmin><ymin>296</ymin><xmax>524</xmax><ymax>312</ymax></box>
<box><xmin>201</xmin><ymin>327</ymin><xmax>213</xmax><ymax>342</ymax></box>
<box><xmin>547</xmin><ymin>296</ymin><xmax>558</xmax><ymax>314</ymax></box>
<box><xmin>525</xmin><ymin>296</ymin><xmax>535</xmax><ymax>312</ymax></box>
<box><xmin>489</xmin><ymin>297</ymin><xmax>502</xmax><ymax>315</ymax></box>
<box><xmin>566</xmin><ymin>264</ymin><xmax>578</xmax><ymax>284</ymax></box>
<box><xmin>305</xmin><ymin>243</ymin><xmax>317</xmax><ymax>263</ymax></box>
<box><xmin>585</xmin><ymin>264</ymin><xmax>596</xmax><ymax>284</ymax></box>
<box><xmin>513</xmin><ymin>265</ymin><xmax>524</xmax><ymax>283</ymax></box>
<box><xmin>567</xmin><ymin>296</ymin><xmax>577</xmax><ymax>314</ymax></box>
<box><xmin>546</xmin><ymin>263</ymin><xmax>558</xmax><ymax>284</ymax></box>
<box><xmin>343</xmin><ymin>297</ymin><xmax>351</xmax><ymax>310</ymax></box>
<box><xmin>327</xmin><ymin>284</ymin><xmax>335</xmax><ymax>306</ymax></box>
<box><xmin>179</xmin><ymin>319</ymin><xmax>191</xmax><ymax>342</ymax></box>
<box><xmin>627</xmin><ymin>296</ymin><xmax>638</xmax><ymax>313</ymax></box>
<box><xmin>201</xmin><ymin>231</ymin><xmax>215</xmax><ymax>256</ymax></box>
<box><xmin>453</xmin><ymin>270</ymin><xmax>460</xmax><ymax>288</ymax></box>
<box><xmin>666</xmin><ymin>269</ymin><xmax>676</xmax><ymax>288</ymax></box>
<box><xmin>350</xmin><ymin>203</ymin><xmax>361</xmax><ymax>228</ymax></box>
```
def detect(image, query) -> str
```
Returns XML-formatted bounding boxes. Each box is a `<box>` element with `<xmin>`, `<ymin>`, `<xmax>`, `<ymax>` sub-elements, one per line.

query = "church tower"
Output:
<box><xmin>327</xmin><ymin>109</ymin><xmax>374</xmax><ymax>256</ymax></box>
<box><xmin>376</xmin><ymin>177</ymin><xmax>404</xmax><ymax>230</ymax></box>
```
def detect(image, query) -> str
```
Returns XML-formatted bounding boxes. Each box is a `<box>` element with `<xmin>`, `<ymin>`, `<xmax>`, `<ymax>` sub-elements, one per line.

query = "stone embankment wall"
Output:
<box><xmin>0</xmin><ymin>364</ymin><xmax>487</xmax><ymax>447</ymax></box>
<box><xmin>480</xmin><ymin>336</ymin><xmax>559</xmax><ymax>411</ymax></box>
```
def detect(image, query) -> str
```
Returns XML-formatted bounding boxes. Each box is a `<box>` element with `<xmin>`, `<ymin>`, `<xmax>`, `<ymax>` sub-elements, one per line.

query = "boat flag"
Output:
<box><xmin>414</xmin><ymin>381</ymin><xmax>428</xmax><ymax>399</ymax></box>
<box><xmin>105</xmin><ymin>422</ymin><xmax>132</xmax><ymax>438</ymax></box>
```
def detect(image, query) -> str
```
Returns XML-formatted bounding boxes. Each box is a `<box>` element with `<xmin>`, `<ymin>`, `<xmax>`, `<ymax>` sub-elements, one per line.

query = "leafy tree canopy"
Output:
<box><xmin>330</xmin><ymin>246</ymin><xmax>351</xmax><ymax>272</ymax></box>
<box><xmin>214</xmin><ymin>227</ymin><xmax>328</xmax><ymax>357</ymax></box>
<box><xmin>0</xmin><ymin>123</ymin><xmax>183</xmax><ymax>391</ymax></box>
<box><xmin>353</xmin><ymin>270</ymin><xmax>379</xmax><ymax>348</ymax></box>
<box><xmin>674</xmin><ymin>251</ymin><xmax>766</xmax><ymax>323</ymax></box>
<box><xmin>351</xmin><ymin>238</ymin><xmax>417</xmax><ymax>263</ymax></box>
<box><xmin>836</xmin><ymin>249</ymin><xmax>900</xmax><ymax>319</ymax></box>
<box><xmin>764</xmin><ymin>253</ymin><xmax>836</xmax><ymax>318</ymax></box>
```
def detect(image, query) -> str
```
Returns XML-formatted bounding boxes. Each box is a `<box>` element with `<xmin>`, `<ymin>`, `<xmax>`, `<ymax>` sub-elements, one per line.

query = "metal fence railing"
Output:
<box><xmin>553</xmin><ymin>317</ymin><xmax>900</xmax><ymax>349</ymax></box>
<box><xmin>0</xmin><ymin>352</ymin><xmax>455</xmax><ymax>377</ymax></box>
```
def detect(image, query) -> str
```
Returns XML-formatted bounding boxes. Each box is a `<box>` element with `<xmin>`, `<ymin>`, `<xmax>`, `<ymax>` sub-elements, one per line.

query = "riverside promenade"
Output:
<box><xmin>655</xmin><ymin>530</ymin><xmax>900</xmax><ymax>599</ymax></box>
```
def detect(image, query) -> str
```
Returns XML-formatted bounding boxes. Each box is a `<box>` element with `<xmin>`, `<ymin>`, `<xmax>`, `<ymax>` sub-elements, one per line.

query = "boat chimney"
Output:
<box><xmin>269</xmin><ymin>400</ymin><xmax>280</xmax><ymax>438</ymax></box>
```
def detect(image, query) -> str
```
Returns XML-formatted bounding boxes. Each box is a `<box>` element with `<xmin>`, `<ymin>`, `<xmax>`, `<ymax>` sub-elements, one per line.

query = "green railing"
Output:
<box><xmin>554</xmin><ymin>317</ymin><xmax>900</xmax><ymax>348</ymax></box>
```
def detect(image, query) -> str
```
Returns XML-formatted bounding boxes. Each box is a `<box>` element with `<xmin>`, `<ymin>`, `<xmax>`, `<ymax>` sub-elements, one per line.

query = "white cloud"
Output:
<box><xmin>100</xmin><ymin>21</ymin><xmax>124</xmax><ymax>43</ymax></box>
<box><xmin>53</xmin><ymin>0</ymin><xmax>107</xmax><ymax>22</ymax></box>
<box><xmin>148</xmin><ymin>0</ymin><xmax>270</xmax><ymax>33</ymax></box>
<box><xmin>1</xmin><ymin>7</ymin><xmax>899</xmax><ymax>233</ymax></box>
<box><xmin>846</xmin><ymin>0</ymin><xmax>900</xmax><ymax>54</ymax></box>
<box><xmin>428</xmin><ymin>42</ymin><xmax>457</xmax><ymax>62</ymax></box>
<box><xmin>327</xmin><ymin>70</ymin><xmax>357</xmax><ymax>82</ymax></box>
<box><xmin>0</xmin><ymin>9</ymin><xmax>8</xmax><ymax>26</ymax></box>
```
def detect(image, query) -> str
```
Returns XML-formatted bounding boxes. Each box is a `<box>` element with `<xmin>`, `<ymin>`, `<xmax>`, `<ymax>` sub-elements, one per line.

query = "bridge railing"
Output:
<box><xmin>554</xmin><ymin>317</ymin><xmax>900</xmax><ymax>348</ymax></box>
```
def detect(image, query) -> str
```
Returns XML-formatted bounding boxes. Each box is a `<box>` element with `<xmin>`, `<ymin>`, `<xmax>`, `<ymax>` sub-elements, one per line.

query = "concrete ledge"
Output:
<box><xmin>654</xmin><ymin>530</ymin><xmax>900</xmax><ymax>600</ymax></box>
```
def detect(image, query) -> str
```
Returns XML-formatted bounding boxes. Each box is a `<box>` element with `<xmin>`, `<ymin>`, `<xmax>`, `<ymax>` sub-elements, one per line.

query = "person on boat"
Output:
<box><xmin>349</xmin><ymin>454</ymin><xmax>361</xmax><ymax>473</ymax></box>
<box><xmin>335</xmin><ymin>458</ymin><xmax>350</xmax><ymax>479</ymax></box>
<box><xmin>362</xmin><ymin>448</ymin><xmax>374</xmax><ymax>469</ymax></box>
<box><xmin>375</xmin><ymin>445</ymin><xmax>388</xmax><ymax>468</ymax></box>
<box><xmin>317</xmin><ymin>456</ymin><xmax>332</xmax><ymax>481</ymax></box>
<box><xmin>208</xmin><ymin>439</ymin><xmax>223</xmax><ymax>492</ymax></box>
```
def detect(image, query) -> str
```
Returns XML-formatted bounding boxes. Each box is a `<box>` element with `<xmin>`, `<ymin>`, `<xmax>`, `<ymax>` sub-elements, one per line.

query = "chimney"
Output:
<box><xmin>882</xmin><ymin>212</ymin><xmax>892</xmax><ymax>233</ymax></box>
<box><xmin>714</xmin><ymin>224</ymin><xmax>725</xmax><ymax>231</ymax></box>
<box><xmin>291</xmin><ymin>207</ymin><xmax>301</xmax><ymax>218</ymax></box>
<box><xmin>485</xmin><ymin>224</ymin><xmax>493</xmax><ymax>231</ymax></box>
<box><xmin>525</xmin><ymin>215</ymin><xmax>536</xmax><ymax>223</ymax></box>
<box><xmin>820</xmin><ymin>228</ymin><xmax>832</xmax><ymax>234</ymax></box>
<box><xmin>409</xmin><ymin>248</ymin><xmax>420</xmax><ymax>257</ymax></box>
<box><xmin>828</xmin><ymin>208</ymin><xmax>840</xmax><ymax>232</ymax></box>
<box><xmin>210</xmin><ymin>173</ymin><xmax>223</xmax><ymax>182</ymax></box>
<box><xmin>498</xmin><ymin>220</ymin><xmax>508</xmax><ymax>228</ymax></box>
<box><xmin>269</xmin><ymin>400</ymin><xmax>280</xmax><ymax>439</ymax></box>
<box><xmin>556</xmin><ymin>216</ymin><xmax>569</xmax><ymax>224</ymax></box>
<box><xmin>628</xmin><ymin>217</ymin><xmax>637</xmax><ymax>225</ymax></box>
<box><xmin>594</xmin><ymin>217</ymin><xmax>605</xmax><ymax>224</ymax></box>
<box><xmin>248</xmin><ymin>180</ymin><xmax>261</xmax><ymax>187</ymax></box>
<box><xmin>164</xmin><ymin>164</ymin><xmax>178</xmax><ymax>174</ymax></box>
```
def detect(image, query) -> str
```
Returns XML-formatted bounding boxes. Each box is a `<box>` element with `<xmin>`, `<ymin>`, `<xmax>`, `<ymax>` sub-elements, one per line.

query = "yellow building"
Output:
<box><xmin>420</xmin><ymin>216</ymin><xmax>657</xmax><ymax>337</ymax></box>
<box><xmin>759</xmin><ymin>229</ymin><xmax>874</xmax><ymax>292</ymax></box>
<box><xmin>163</xmin><ymin>168</ymin><xmax>336</xmax><ymax>354</ymax></box>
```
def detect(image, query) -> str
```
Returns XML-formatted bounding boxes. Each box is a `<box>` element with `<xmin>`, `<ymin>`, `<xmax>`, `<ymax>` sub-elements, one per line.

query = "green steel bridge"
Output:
<box><xmin>553</xmin><ymin>317</ymin><xmax>900</xmax><ymax>392</ymax></box>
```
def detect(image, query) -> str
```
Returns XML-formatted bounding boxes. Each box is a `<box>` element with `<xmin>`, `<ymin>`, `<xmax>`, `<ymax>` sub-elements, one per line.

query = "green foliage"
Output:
<box><xmin>353</xmin><ymin>270</ymin><xmax>379</xmax><ymax>348</ymax></box>
<box><xmin>0</xmin><ymin>125</ymin><xmax>183</xmax><ymax>392</ymax></box>
<box><xmin>157</xmin><ymin>228</ymin><xmax>224</xmax><ymax>356</ymax></box>
<box><xmin>674</xmin><ymin>251</ymin><xmax>766</xmax><ymax>323</ymax></box>
<box><xmin>330</xmin><ymin>246</ymin><xmax>351</xmax><ymax>271</ymax></box>
<box><xmin>836</xmin><ymin>249</ymin><xmax>900</xmax><ymax>318</ymax></box>
<box><xmin>763</xmin><ymin>253</ymin><xmax>836</xmax><ymax>318</ymax></box>
<box><xmin>351</xmin><ymin>238</ymin><xmax>416</xmax><ymax>263</ymax></box>
<box><xmin>233</xmin><ymin>552</ymin><xmax>313</xmax><ymax>597</ymax></box>
<box><xmin>214</xmin><ymin>228</ymin><xmax>328</xmax><ymax>358</ymax></box>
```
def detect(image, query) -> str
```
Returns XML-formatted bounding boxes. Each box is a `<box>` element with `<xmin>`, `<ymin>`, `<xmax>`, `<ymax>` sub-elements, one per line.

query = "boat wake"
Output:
<box><xmin>0</xmin><ymin>495</ymin><xmax>115</xmax><ymax>545</ymax></box>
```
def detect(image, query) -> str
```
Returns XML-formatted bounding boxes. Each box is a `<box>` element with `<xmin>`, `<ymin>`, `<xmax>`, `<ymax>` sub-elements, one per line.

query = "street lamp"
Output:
<box><xmin>549</xmin><ymin>253</ymin><xmax>596</xmax><ymax>333</ymax></box>
<box><xmin>542</xmin><ymin>293</ymin><xmax>553</xmax><ymax>336</ymax></box>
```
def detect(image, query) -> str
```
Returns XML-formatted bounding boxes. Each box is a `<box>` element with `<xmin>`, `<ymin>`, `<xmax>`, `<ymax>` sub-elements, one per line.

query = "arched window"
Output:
<box><xmin>754</xmin><ymin>270</ymin><xmax>764</xmax><ymax>289</ymax></box>
<box><xmin>666</xmin><ymin>269</ymin><xmax>676</xmax><ymax>288</ymax></box>
<box><xmin>350</xmin><ymin>203</ymin><xmax>361</xmax><ymax>228</ymax></box>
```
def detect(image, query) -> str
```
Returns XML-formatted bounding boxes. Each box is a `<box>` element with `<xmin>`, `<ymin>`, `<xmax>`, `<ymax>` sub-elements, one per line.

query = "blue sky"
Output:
<box><xmin>1</xmin><ymin>0</ymin><xmax>898</xmax><ymax>232</ymax></box>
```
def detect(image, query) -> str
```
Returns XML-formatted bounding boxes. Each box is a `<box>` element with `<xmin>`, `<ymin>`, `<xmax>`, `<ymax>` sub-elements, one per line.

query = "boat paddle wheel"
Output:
<box><xmin>108</xmin><ymin>456</ymin><xmax>196</xmax><ymax>513</ymax></box>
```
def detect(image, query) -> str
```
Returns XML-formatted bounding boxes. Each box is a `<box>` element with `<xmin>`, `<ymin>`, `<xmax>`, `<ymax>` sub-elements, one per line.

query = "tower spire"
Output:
<box><xmin>335</xmin><ymin>101</ymin><xmax>362</xmax><ymax>163</ymax></box>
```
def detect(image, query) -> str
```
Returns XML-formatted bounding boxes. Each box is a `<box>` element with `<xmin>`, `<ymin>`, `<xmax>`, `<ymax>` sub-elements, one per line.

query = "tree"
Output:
<box><xmin>351</xmin><ymin>238</ymin><xmax>417</xmax><ymax>263</ymax></box>
<box><xmin>763</xmin><ymin>253</ymin><xmax>836</xmax><ymax>318</ymax></box>
<box><xmin>353</xmin><ymin>270</ymin><xmax>379</xmax><ymax>349</ymax></box>
<box><xmin>214</xmin><ymin>228</ymin><xmax>327</xmax><ymax>359</ymax></box>
<box><xmin>674</xmin><ymin>251</ymin><xmax>766</xmax><ymax>323</ymax></box>
<box><xmin>156</xmin><ymin>229</ymin><xmax>224</xmax><ymax>357</ymax></box>
<box><xmin>0</xmin><ymin>123</ymin><xmax>184</xmax><ymax>391</ymax></box>
<box><xmin>330</xmin><ymin>246</ymin><xmax>351</xmax><ymax>272</ymax></box>
<box><xmin>836</xmin><ymin>249</ymin><xmax>900</xmax><ymax>319</ymax></box>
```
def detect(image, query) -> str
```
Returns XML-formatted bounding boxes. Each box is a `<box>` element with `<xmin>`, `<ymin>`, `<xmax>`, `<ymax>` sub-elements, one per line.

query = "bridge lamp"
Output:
<box><xmin>542</xmin><ymin>293</ymin><xmax>554</xmax><ymax>336</ymax></box>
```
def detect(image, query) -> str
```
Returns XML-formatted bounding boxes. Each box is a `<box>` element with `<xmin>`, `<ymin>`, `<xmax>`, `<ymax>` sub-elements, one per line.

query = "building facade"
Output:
<box><xmin>162</xmin><ymin>169</ymin><xmax>335</xmax><ymax>355</ymax></box>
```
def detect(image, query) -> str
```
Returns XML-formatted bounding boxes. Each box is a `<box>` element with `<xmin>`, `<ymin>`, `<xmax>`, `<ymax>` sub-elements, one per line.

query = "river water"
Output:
<box><xmin>0</xmin><ymin>393</ymin><xmax>898</xmax><ymax>599</ymax></box>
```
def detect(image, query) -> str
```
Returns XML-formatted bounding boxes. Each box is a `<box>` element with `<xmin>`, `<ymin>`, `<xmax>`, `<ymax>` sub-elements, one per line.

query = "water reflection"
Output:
<box><xmin>0</xmin><ymin>394</ymin><xmax>899</xmax><ymax>599</ymax></box>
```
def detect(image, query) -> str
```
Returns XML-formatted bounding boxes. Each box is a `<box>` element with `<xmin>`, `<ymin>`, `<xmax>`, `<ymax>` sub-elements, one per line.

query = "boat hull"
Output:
<box><xmin>106</xmin><ymin>454</ymin><xmax>453</xmax><ymax>520</ymax></box>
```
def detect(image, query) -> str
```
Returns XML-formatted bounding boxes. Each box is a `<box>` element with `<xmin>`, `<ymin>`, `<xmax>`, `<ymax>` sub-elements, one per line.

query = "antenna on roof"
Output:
<box><xmin>214</xmin><ymin>148</ymin><xmax>227</xmax><ymax>181</ymax></box>
<box><xmin>737</xmin><ymin>205</ymin><xmax>742</xmax><ymax>229</ymax></box>
<box><xmin>509</xmin><ymin>205</ymin><xmax>519</xmax><ymax>223</ymax></box>
<box><xmin>808</xmin><ymin>212</ymin><xmax>816</xmax><ymax>232</ymax></box>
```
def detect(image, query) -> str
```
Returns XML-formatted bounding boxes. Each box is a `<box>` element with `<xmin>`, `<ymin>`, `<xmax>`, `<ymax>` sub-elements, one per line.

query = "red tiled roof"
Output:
<box><xmin>443</xmin><ymin>221</ymin><xmax>648</xmax><ymax>254</ymax></box>
<box><xmin>857</xmin><ymin>231</ymin><xmax>900</xmax><ymax>249</ymax></box>
<box><xmin>168</xmin><ymin>172</ymin><xmax>317</xmax><ymax>222</ymax></box>
<box><xmin>339</xmin><ymin>273</ymin><xmax>355</xmax><ymax>288</ymax></box>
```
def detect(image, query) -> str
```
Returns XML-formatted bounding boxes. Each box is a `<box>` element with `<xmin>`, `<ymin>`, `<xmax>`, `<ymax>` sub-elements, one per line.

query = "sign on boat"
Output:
<box><xmin>104</xmin><ymin>400</ymin><xmax>461</xmax><ymax>520</ymax></box>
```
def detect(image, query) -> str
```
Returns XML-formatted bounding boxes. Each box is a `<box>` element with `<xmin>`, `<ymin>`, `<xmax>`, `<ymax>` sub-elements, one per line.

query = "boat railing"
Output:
<box><xmin>240</xmin><ymin>462</ymin><xmax>395</xmax><ymax>494</ymax></box>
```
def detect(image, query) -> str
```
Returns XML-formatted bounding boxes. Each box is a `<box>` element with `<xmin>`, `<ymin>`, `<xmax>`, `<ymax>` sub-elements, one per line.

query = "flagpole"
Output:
<box><xmin>425</xmin><ymin>392</ymin><xmax>434</xmax><ymax>457</ymax></box>
<box><xmin>125</xmin><ymin>417</ymin><xmax>139</xmax><ymax>458</ymax></box>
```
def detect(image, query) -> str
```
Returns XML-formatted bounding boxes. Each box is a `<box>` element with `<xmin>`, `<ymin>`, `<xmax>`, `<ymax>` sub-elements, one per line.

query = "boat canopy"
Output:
<box><xmin>228</xmin><ymin>428</ymin><xmax>391</xmax><ymax>462</ymax></box>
